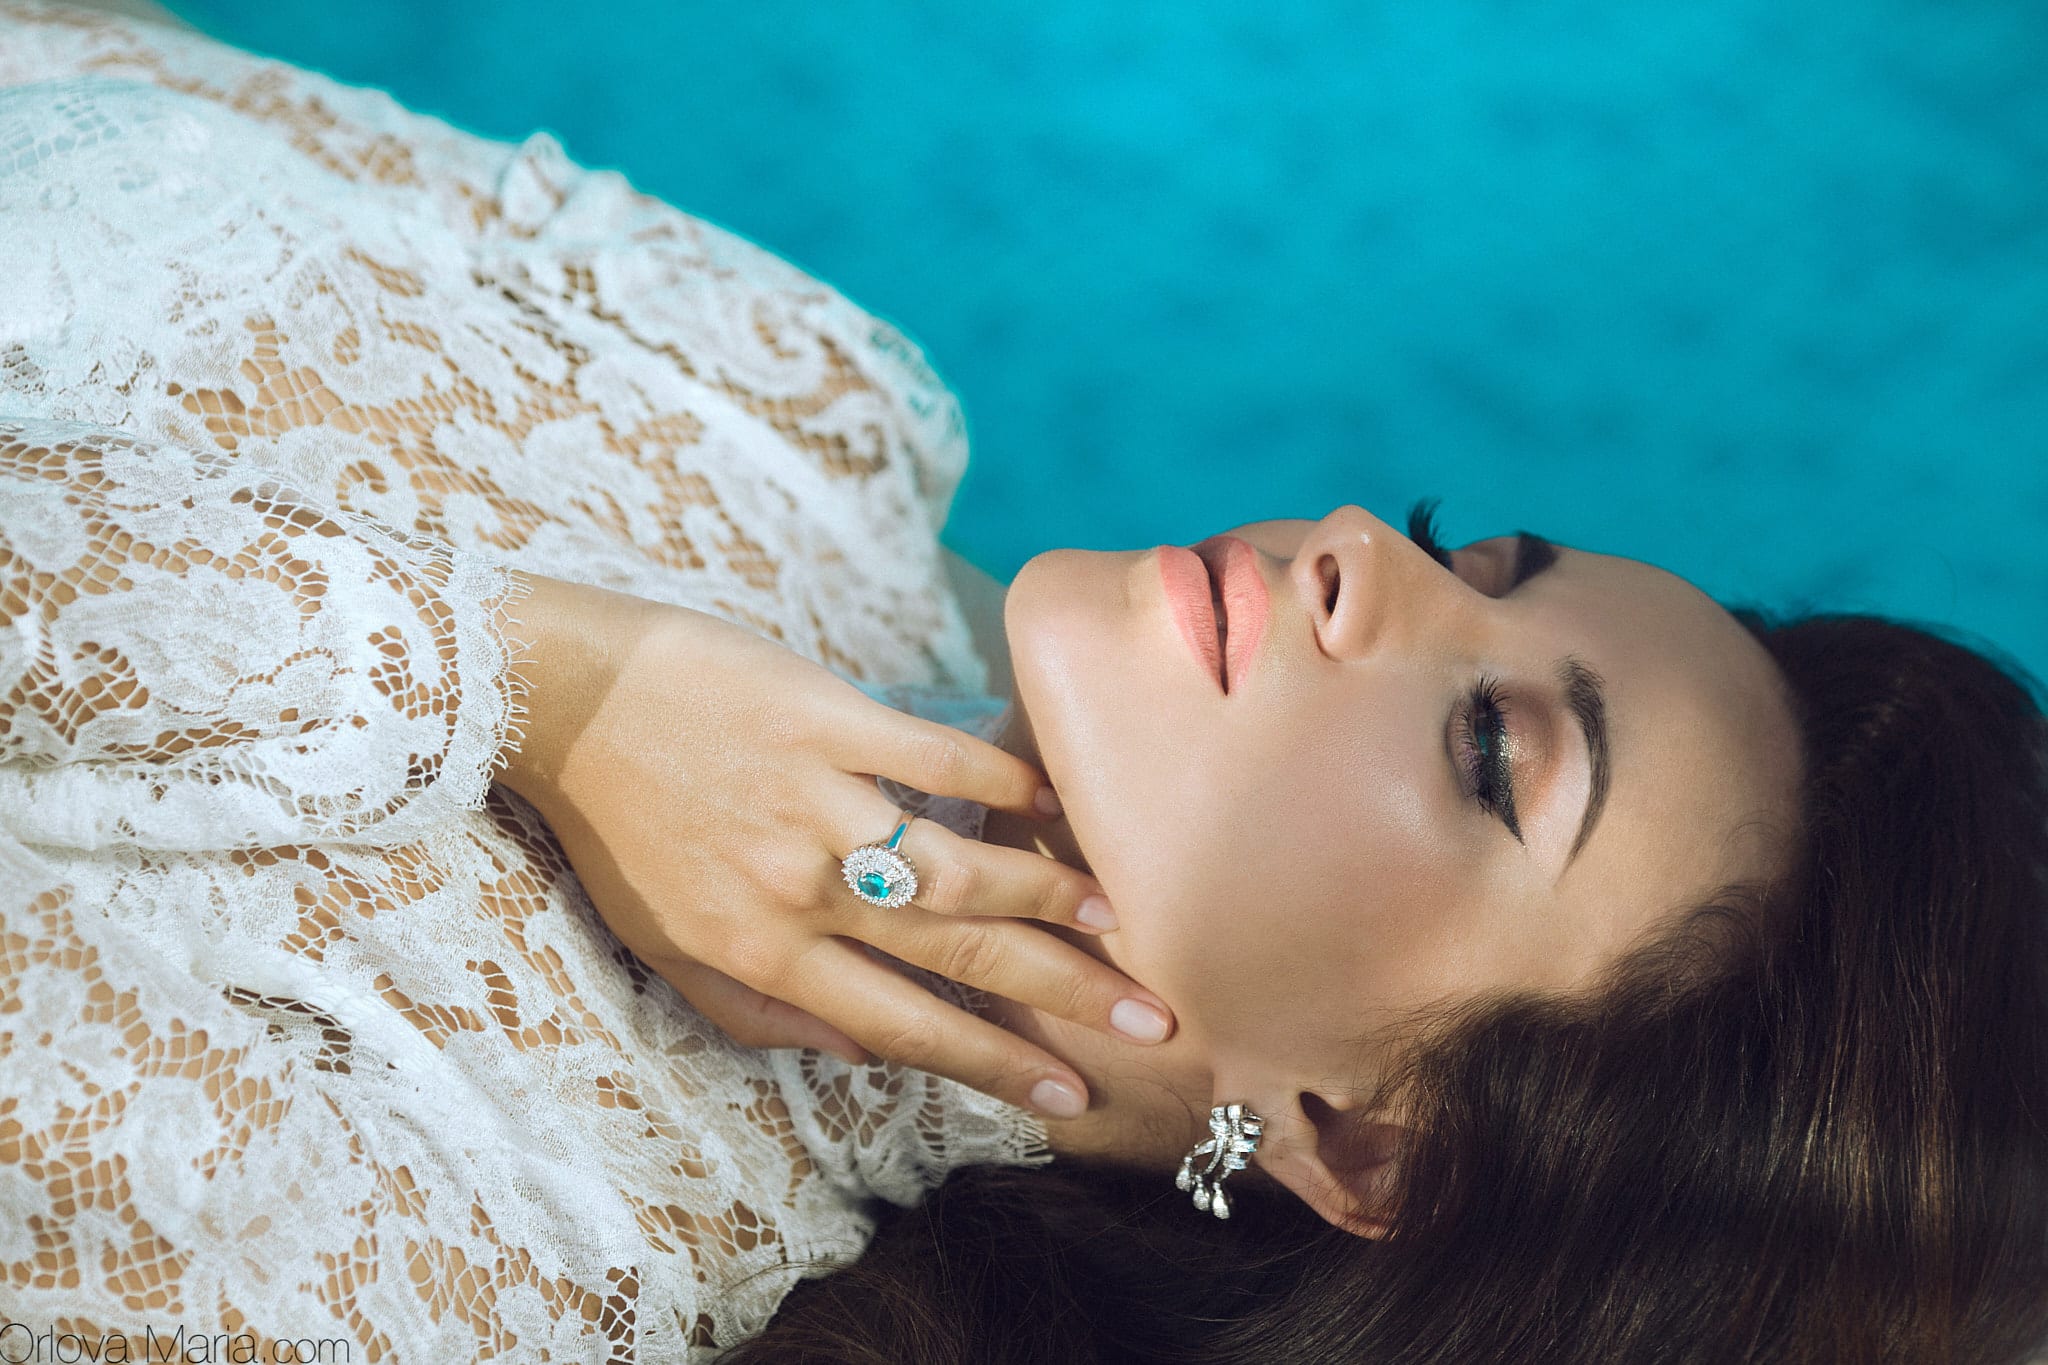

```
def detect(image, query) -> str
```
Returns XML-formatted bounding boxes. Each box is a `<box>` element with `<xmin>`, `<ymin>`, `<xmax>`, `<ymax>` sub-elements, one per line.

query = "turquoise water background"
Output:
<box><xmin>164</xmin><ymin>0</ymin><xmax>2048</xmax><ymax>685</ymax></box>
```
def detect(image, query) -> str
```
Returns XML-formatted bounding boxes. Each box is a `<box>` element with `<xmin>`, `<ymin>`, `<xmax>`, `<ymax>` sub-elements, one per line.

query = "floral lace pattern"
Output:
<box><xmin>0</xmin><ymin>4</ymin><xmax>1050</xmax><ymax>1358</ymax></box>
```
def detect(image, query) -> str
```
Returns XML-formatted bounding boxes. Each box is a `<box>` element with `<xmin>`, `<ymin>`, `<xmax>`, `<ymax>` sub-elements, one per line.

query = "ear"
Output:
<box><xmin>1251</xmin><ymin>1089</ymin><xmax>1409</xmax><ymax>1240</ymax></box>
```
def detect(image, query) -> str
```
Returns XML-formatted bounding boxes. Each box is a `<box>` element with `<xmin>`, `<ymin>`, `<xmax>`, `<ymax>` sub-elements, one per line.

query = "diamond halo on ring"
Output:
<box><xmin>841</xmin><ymin>815</ymin><xmax>919</xmax><ymax>909</ymax></box>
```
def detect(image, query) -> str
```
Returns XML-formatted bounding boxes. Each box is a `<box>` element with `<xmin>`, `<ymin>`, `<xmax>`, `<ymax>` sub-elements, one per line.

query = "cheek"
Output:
<box><xmin>1130</xmin><ymin>711</ymin><xmax>1471</xmax><ymax>1052</ymax></box>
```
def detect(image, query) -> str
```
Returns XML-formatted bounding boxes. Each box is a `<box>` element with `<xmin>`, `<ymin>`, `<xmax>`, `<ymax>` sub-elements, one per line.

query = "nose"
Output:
<box><xmin>1287</xmin><ymin>504</ymin><xmax>1476</xmax><ymax>659</ymax></box>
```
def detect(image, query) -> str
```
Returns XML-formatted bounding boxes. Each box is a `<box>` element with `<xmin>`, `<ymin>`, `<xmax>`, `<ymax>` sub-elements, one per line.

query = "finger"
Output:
<box><xmin>885</xmin><ymin>810</ymin><xmax>1115</xmax><ymax>933</ymax></box>
<box><xmin>649</xmin><ymin>952</ymin><xmax>875</xmax><ymax>1067</ymax></box>
<box><xmin>830</xmin><ymin>701</ymin><xmax>1063</xmax><ymax>820</ymax></box>
<box><xmin>777</xmin><ymin>936</ymin><xmax>1096</xmax><ymax>1119</ymax></box>
<box><xmin>860</xmin><ymin>907</ymin><xmax>1177</xmax><ymax>1049</ymax></box>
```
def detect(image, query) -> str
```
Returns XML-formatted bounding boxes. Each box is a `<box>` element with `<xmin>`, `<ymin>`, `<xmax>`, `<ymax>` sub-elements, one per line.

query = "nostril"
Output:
<box><xmin>1319</xmin><ymin>556</ymin><xmax>1340</xmax><ymax>613</ymax></box>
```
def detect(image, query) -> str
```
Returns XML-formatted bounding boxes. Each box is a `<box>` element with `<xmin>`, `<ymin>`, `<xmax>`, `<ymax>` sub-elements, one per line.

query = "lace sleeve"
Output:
<box><xmin>0</xmin><ymin>418</ymin><xmax>530</xmax><ymax>852</ymax></box>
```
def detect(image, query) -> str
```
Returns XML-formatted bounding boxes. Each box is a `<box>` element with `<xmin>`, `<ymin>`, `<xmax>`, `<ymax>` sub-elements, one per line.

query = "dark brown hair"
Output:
<box><xmin>724</xmin><ymin>609</ymin><xmax>2048</xmax><ymax>1364</ymax></box>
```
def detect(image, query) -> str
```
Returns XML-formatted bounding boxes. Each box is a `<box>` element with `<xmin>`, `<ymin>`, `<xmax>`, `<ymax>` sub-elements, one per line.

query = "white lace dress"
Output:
<box><xmin>0</xmin><ymin>3</ymin><xmax>1053</xmax><ymax>1358</ymax></box>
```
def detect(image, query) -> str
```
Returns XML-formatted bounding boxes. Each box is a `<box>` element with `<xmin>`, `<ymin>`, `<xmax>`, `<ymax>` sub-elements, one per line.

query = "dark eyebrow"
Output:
<box><xmin>1504</xmin><ymin>530</ymin><xmax>1558</xmax><ymax>591</ymax></box>
<box><xmin>1559</xmin><ymin>656</ymin><xmax>1611</xmax><ymax>869</ymax></box>
<box><xmin>1499</xmin><ymin>533</ymin><xmax>1610</xmax><ymax>870</ymax></box>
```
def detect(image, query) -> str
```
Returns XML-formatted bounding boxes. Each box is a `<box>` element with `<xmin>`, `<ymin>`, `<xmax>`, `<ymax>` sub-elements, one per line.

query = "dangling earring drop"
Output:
<box><xmin>1175</xmin><ymin>1102</ymin><xmax>1264</xmax><ymax>1219</ymax></box>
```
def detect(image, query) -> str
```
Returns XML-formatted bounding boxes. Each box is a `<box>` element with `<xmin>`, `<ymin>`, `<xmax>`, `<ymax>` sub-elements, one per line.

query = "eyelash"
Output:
<box><xmin>1407</xmin><ymin>497</ymin><xmax>1522</xmax><ymax>840</ymax></box>
<box><xmin>1456</xmin><ymin>676</ymin><xmax>1519</xmax><ymax>837</ymax></box>
<box><xmin>1406</xmin><ymin>496</ymin><xmax>1455</xmax><ymax>571</ymax></box>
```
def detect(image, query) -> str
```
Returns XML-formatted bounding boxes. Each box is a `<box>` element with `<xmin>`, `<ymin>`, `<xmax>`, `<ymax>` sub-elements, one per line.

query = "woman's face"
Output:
<box><xmin>980</xmin><ymin>503</ymin><xmax>1804</xmax><ymax>1229</ymax></box>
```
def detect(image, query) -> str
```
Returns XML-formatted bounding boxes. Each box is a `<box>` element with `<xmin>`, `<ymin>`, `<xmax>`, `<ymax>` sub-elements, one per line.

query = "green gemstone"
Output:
<box><xmin>858</xmin><ymin>872</ymin><xmax>891</xmax><ymax>899</ymax></box>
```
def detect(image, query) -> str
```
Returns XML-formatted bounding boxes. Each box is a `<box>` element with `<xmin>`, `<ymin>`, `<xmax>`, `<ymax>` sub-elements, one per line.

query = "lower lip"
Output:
<box><xmin>1158</xmin><ymin>546</ymin><xmax>1222</xmax><ymax>691</ymax></box>
<box><xmin>1195</xmin><ymin>535</ymin><xmax>1270</xmax><ymax>693</ymax></box>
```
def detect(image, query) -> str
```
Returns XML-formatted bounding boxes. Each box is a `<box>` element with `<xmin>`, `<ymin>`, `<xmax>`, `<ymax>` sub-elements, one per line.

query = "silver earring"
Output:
<box><xmin>1176</xmin><ymin>1102</ymin><xmax>1264</xmax><ymax>1219</ymax></box>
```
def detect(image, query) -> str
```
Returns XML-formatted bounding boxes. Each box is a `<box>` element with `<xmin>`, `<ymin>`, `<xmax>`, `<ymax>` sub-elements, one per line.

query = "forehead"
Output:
<box><xmin>1487</xmin><ymin>540</ymin><xmax>1804</xmax><ymax>929</ymax></box>
<box><xmin>1503</xmin><ymin>543</ymin><xmax>1777</xmax><ymax>719</ymax></box>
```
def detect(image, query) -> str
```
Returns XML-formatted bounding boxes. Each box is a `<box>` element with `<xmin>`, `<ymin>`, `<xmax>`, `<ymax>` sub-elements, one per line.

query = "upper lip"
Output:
<box><xmin>1192</xmin><ymin>539</ymin><xmax>1235</xmax><ymax>689</ymax></box>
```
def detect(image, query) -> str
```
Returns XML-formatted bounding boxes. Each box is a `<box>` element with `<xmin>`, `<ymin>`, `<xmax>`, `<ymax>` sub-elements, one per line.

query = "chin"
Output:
<box><xmin>1004</xmin><ymin>548</ymin><xmax>1146</xmax><ymax>878</ymax></box>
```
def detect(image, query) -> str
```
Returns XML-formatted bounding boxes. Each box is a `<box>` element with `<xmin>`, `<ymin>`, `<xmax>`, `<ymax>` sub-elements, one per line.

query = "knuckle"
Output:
<box><xmin>1041</xmin><ymin>876</ymin><xmax>1078</xmax><ymax>925</ymax></box>
<box><xmin>1002</xmin><ymin>1055</ymin><xmax>1051</xmax><ymax>1095</ymax></box>
<box><xmin>867</xmin><ymin>1012</ymin><xmax>941</xmax><ymax>1066</ymax></box>
<box><xmin>922</xmin><ymin>856</ymin><xmax>982</xmax><ymax>918</ymax></box>
<box><xmin>1051</xmin><ymin>966</ymin><xmax>1099</xmax><ymax>1022</ymax></box>
<box><xmin>915</xmin><ymin>729</ymin><xmax>967</xmax><ymax>785</ymax></box>
<box><xmin>935</xmin><ymin>926</ymin><xmax>1007</xmax><ymax>986</ymax></box>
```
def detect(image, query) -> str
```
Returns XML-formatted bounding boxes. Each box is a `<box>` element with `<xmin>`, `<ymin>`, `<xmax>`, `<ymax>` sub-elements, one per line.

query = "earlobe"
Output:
<box><xmin>1253</xmin><ymin>1090</ymin><xmax>1408</xmax><ymax>1241</ymax></box>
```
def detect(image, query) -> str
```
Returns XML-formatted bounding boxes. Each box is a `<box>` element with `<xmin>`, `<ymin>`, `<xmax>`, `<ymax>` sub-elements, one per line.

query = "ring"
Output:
<box><xmin>840</xmin><ymin>813</ymin><xmax>919</xmax><ymax>908</ymax></box>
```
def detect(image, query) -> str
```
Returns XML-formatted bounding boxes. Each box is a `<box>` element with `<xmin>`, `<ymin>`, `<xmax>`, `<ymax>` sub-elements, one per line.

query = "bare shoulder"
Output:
<box><xmin>940</xmin><ymin>545</ymin><xmax>1014</xmax><ymax>703</ymax></box>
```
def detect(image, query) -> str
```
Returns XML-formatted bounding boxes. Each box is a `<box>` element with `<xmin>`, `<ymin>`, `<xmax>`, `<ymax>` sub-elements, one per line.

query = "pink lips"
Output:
<box><xmin>1158</xmin><ymin>536</ymin><xmax>1269</xmax><ymax>693</ymax></box>
<box><xmin>1159</xmin><ymin>545</ymin><xmax>1222</xmax><ymax>689</ymax></box>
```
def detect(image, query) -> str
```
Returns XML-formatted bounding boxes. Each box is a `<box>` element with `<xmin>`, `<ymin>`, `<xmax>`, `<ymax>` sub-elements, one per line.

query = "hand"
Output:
<box><xmin>494</xmin><ymin>571</ymin><xmax>1176</xmax><ymax>1120</ymax></box>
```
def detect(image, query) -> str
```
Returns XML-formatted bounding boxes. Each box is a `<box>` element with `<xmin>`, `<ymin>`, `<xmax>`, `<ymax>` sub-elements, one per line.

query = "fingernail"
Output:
<box><xmin>1075</xmin><ymin>894</ymin><xmax>1117</xmax><ymax>932</ymax></box>
<box><xmin>1111</xmin><ymin>998</ymin><xmax>1171</xmax><ymax>1044</ymax></box>
<box><xmin>1035</xmin><ymin>786</ymin><xmax>1063</xmax><ymax>818</ymax></box>
<box><xmin>1030</xmin><ymin>1077</ymin><xmax>1086</xmax><ymax>1119</ymax></box>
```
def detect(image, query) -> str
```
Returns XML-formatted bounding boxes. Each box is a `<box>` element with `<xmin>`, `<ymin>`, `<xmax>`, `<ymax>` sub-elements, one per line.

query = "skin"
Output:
<box><xmin>969</xmin><ymin>504</ymin><xmax>1805</xmax><ymax>1237</ymax></box>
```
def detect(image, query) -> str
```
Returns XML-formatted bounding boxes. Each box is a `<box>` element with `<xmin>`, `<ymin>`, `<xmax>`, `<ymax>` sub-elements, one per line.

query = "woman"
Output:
<box><xmin>2</xmin><ymin>6</ymin><xmax>2044</xmax><ymax>1364</ymax></box>
<box><xmin>733</xmin><ymin>538</ymin><xmax>2048</xmax><ymax>1363</ymax></box>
